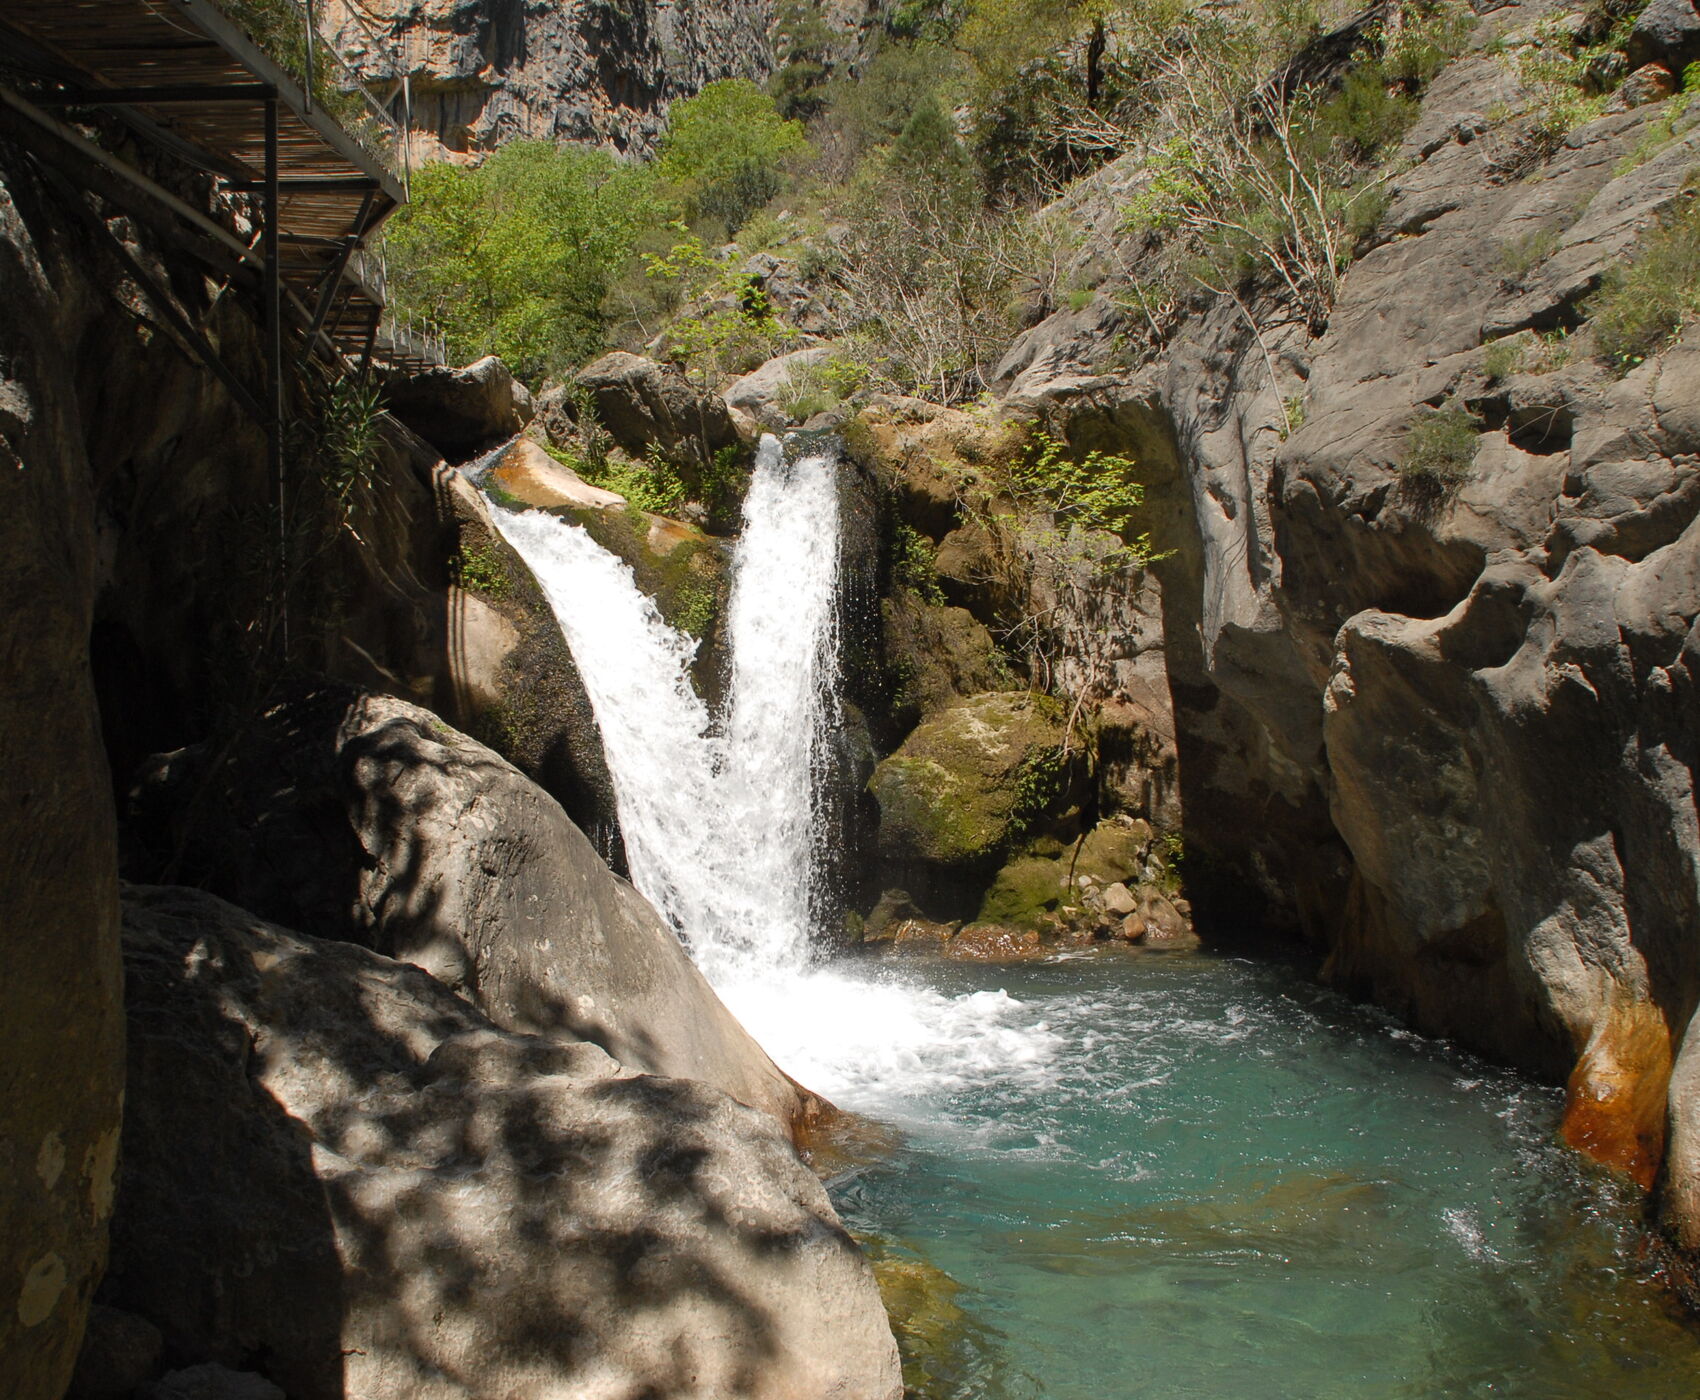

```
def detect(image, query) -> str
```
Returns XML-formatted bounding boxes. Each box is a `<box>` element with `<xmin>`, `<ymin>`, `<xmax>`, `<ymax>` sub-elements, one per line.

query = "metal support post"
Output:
<box><xmin>264</xmin><ymin>96</ymin><xmax>287</xmax><ymax>653</ymax></box>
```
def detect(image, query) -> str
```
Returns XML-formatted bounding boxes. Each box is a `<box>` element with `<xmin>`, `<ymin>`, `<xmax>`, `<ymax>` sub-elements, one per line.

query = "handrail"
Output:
<box><xmin>209</xmin><ymin>0</ymin><xmax>408</xmax><ymax>190</ymax></box>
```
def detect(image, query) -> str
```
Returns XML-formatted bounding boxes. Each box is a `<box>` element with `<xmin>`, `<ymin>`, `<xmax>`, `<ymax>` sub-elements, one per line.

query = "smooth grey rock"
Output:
<box><xmin>104</xmin><ymin>886</ymin><xmax>901</xmax><ymax>1400</ymax></box>
<box><xmin>381</xmin><ymin>355</ymin><xmax>534</xmax><ymax>458</ymax></box>
<box><xmin>576</xmin><ymin>351</ymin><xmax>741</xmax><ymax>459</ymax></box>
<box><xmin>338</xmin><ymin>693</ymin><xmax>814</xmax><ymax>1127</ymax></box>
<box><xmin>723</xmin><ymin>345</ymin><xmax>834</xmax><ymax>423</ymax></box>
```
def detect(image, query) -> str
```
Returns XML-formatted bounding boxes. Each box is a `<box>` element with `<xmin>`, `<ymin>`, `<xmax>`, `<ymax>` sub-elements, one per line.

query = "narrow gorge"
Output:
<box><xmin>4</xmin><ymin>0</ymin><xmax>1700</xmax><ymax>1394</ymax></box>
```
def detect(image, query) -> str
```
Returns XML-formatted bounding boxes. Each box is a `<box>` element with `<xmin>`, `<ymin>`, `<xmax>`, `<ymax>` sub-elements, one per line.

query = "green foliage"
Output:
<box><xmin>1007</xmin><ymin>432</ymin><xmax>1160</xmax><ymax>560</ymax></box>
<box><xmin>1400</xmin><ymin>404</ymin><xmax>1481</xmax><ymax>485</ymax></box>
<box><xmin>1008</xmin><ymin>745</ymin><xmax>1070</xmax><ymax>838</ymax></box>
<box><xmin>769</xmin><ymin>0</ymin><xmax>837</xmax><ymax>119</ymax></box>
<box><xmin>1108</xmin><ymin>1</ymin><xmax>1473</xmax><ymax>333</ymax></box>
<box><xmin>546</xmin><ymin>443</ymin><xmax>688</xmax><ymax>515</ymax></box>
<box><xmin>697</xmin><ymin>444</ymin><xmax>754</xmax><ymax>531</ymax></box>
<box><xmin>658</xmin><ymin>80</ymin><xmax>813</xmax><ymax>232</ymax></box>
<box><xmin>776</xmin><ymin>351</ymin><xmax>872</xmax><ymax>421</ymax></box>
<box><xmin>455</xmin><ymin>541</ymin><xmax>510</xmax><ymax>596</ymax></box>
<box><xmin>891</xmin><ymin>522</ymin><xmax>947</xmax><ymax>603</ymax></box>
<box><xmin>1280</xmin><ymin>394</ymin><xmax>1307</xmax><ymax>439</ymax></box>
<box><xmin>1586</xmin><ymin>186</ymin><xmax>1700</xmax><ymax>370</ymax></box>
<box><xmin>317</xmin><ymin>376</ymin><xmax>384</xmax><ymax>506</ymax></box>
<box><xmin>385</xmin><ymin>142</ymin><xmax>666</xmax><ymax>380</ymax></box>
<box><xmin>669</xmin><ymin>575</ymin><xmax>717</xmax><ymax>637</ymax></box>
<box><xmin>642</xmin><ymin>226</ymin><xmax>798</xmax><ymax>383</ymax></box>
<box><xmin>826</xmin><ymin>128</ymin><xmax>1065</xmax><ymax>399</ymax></box>
<box><xmin>814</xmin><ymin>42</ymin><xmax>964</xmax><ymax>174</ymax></box>
<box><xmin>1481</xmin><ymin>336</ymin><xmax>1526</xmax><ymax>381</ymax></box>
<box><xmin>1495</xmin><ymin>11</ymin><xmax>1631</xmax><ymax>152</ymax></box>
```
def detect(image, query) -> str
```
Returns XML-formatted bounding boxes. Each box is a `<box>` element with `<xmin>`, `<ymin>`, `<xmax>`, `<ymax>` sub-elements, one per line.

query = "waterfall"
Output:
<box><xmin>487</xmin><ymin>435</ymin><xmax>838</xmax><ymax>982</ymax></box>
<box><xmin>486</xmin><ymin>432</ymin><xmax>1059</xmax><ymax>1113</ymax></box>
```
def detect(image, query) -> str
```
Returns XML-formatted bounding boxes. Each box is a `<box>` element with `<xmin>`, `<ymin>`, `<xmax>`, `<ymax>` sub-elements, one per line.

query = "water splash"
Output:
<box><xmin>485</xmin><ymin>433</ymin><xmax>1062</xmax><ymax>1115</ymax></box>
<box><xmin>488</xmin><ymin>435</ymin><xmax>839</xmax><ymax>982</ymax></box>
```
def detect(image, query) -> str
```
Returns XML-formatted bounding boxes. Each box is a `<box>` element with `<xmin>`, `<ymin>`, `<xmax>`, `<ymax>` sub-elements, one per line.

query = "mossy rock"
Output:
<box><xmin>879</xmin><ymin>593</ymin><xmax>1003</xmax><ymax>728</ymax></box>
<box><xmin>975</xmin><ymin>818</ymin><xmax>1155</xmax><ymax>928</ymax></box>
<box><xmin>868</xmin><ymin>691</ymin><xmax>1071</xmax><ymax>870</ymax></box>
<box><xmin>977</xmin><ymin>854</ymin><xmax>1070</xmax><ymax>927</ymax></box>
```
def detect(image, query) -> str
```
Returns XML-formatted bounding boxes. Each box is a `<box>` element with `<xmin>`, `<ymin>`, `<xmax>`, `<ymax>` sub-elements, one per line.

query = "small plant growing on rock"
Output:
<box><xmin>1481</xmin><ymin>336</ymin><xmax>1527</xmax><ymax>381</ymax></box>
<box><xmin>1586</xmin><ymin>181</ymin><xmax>1700</xmax><ymax>371</ymax></box>
<box><xmin>455</xmin><ymin>541</ymin><xmax>510</xmax><ymax>597</ymax></box>
<box><xmin>1280</xmin><ymin>394</ymin><xmax>1307</xmax><ymax>440</ymax></box>
<box><xmin>1400</xmin><ymin>403</ymin><xmax>1482</xmax><ymax>486</ymax></box>
<box><xmin>891</xmin><ymin>522</ymin><xmax>947</xmax><ymax>604</ymax></box>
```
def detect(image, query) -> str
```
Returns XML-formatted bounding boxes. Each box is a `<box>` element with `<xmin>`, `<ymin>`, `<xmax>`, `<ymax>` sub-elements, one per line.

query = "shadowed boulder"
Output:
<box><xmin>103</xmin><ymin>885</ymin><xmax>901</xmax><ymax>1400</ymax></box>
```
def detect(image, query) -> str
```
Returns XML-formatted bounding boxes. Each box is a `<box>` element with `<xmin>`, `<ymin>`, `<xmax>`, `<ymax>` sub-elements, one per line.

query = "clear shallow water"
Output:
<box><xmin>791</xmin><ymin>948</ymin><xmax>1700</xmax><ymax>1400</ymax></box>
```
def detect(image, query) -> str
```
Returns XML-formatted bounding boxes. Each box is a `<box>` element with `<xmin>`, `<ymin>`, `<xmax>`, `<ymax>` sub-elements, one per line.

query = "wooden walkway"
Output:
<box><xmin>0</xmin><ymin>0</ymin><xmax>428</xmax><ymax>372</ymax></box>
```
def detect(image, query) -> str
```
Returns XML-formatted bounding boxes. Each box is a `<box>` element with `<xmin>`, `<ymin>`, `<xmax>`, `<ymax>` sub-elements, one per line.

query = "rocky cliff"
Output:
<box><xmin>330</xmin><ymin>0</ymin><xmax>781</xmax><ymax>158</ymax></box>
<box><xmin>947</xmin><ymin>0</ymin><xmax>1700</xmax><ymax>1270</ymax></box>
<box><xmin>0</xmin><ymin>95</ymin><xmax>899</xmax><ymax>1400</ymax></box>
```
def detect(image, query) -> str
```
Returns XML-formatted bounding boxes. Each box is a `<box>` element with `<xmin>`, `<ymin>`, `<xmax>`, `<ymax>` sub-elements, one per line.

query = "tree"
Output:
<box><xmin>384</xmin><ymin>142</ymin><xmax>666</xmax><ymax>380</ymax></box>
<box><xmin>657</xmin><ymin>79</ymin><xmax>813</xmax><ymax>232</ymax></box>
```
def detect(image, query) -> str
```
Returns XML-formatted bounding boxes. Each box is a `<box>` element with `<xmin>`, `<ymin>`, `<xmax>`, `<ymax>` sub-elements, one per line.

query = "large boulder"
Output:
<box><xmin>1627</xmin><ymin>0</ymin><xmax>1700</xmax><ymax>73</ymax></box>
<box><xmin>575</xmin><ymin>352</ymin><xmax>740</xmax><ymax>461</ymax></box>
<box><xmin>102</xmin><ymin>885</ymin><xmax>901</xmax><ymax>1400</ymax></box>
<box><xmin>381</xmin><ymin>355</ymin><xmax>535</xmax><ymax>458</ymax></box>
<box><xmin>129</xmin><ymin>691</ymin><xmax>812</xmax><ymax>1131</ymax></box>
<box><xmin>0</xmin><ymin>144</ymin><xmax>126</xmax><ymax>1400</ymax></box>
<box><xmin>869</xmin><ymin>692</ymin><xmax>1077</xmax><ymax>912</ymax></box>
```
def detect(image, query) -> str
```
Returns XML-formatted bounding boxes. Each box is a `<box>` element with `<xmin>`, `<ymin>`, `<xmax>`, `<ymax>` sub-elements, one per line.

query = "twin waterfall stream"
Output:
<box><xmin>482</xmin><ymin>438</ymin><xmax>1697</xmax><ymax>1399</ymax></box>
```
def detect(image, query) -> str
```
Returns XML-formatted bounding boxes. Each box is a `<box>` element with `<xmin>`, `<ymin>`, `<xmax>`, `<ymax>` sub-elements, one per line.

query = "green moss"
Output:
<box><xmin>869</xmin><ymin>756</ymin><xmax>1002</xmax><ymax>864</ymax></box>
<box><xmin>977</xmin><ymin>853</ymin><xmax>1068</xmax><ymax>927</ymax></box>
<box><xmin>869</xmin><ymin>691</ymin><xmax>1071</xmax><ymax>867</ymax></box>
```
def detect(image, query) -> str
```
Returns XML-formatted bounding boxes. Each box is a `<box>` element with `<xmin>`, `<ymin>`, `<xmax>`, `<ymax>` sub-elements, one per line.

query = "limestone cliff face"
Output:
<box><xmin>330</xmin><ymin>0</ymin><xmax>778</xmax><ymax>159</ymax></box>
<box><xmin>994</xmin><ymin>0</ymin><xmax>1700</xmax><ymax>1255</ymax></box>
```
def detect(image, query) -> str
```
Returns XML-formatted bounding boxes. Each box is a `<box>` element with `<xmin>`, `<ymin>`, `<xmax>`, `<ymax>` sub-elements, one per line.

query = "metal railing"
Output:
<box><xmin>212</xmin><ymin>0</ymin><xmax>411</xmax><ymax>190</ymax></box>
<box><xmin>350</xmin><ymin>241</ymin><xmax>449</xmax><ymax>368</ymax></box>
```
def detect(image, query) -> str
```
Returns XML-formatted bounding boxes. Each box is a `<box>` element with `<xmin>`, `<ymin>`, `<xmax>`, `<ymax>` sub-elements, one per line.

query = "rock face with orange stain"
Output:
<box><xmin>484</xmin><ymin>438</ymin><xmax>626</xmax><ymax>511</ymax></box>
<box><xmin>958</xmin><ymin>14</ymin><xmax>1700</xmax><ymax>1268</ymax></box>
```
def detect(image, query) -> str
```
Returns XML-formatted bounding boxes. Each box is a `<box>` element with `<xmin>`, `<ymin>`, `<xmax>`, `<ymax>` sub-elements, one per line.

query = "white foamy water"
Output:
<box><xmin>485</xmin><ymin>434</ymin><xmax>1059</xmax><ymax>1112</ymax></box>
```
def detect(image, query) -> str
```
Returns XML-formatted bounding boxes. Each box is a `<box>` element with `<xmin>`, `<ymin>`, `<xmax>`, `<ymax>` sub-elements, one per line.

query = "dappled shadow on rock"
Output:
<box><xmin>107</xmin><ymin>885</ymin><xmax>901</xmax><ymax>1400</ymax></box>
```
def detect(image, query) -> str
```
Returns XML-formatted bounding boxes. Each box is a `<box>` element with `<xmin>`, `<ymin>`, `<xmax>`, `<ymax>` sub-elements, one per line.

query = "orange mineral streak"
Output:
<box><xmin>1561</xmin><ymin>1001</ymin><xmax>1673</xmax><ymax>1189</ymax></box>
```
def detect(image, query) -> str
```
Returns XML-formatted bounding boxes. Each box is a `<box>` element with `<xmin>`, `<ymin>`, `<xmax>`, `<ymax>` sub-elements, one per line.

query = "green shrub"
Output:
<box><xmin>891</xmin><ymin>521</ymin><xmax>946</xmax><ymax>603</ymax></box>
<box><xmin>657</xmin><ymin>80</ymin><xmax>813</xmax><ymax>233</ymax></box>
<box><xmin>317</xmin><ymin>376</ymin><xmax>384</xmax><ymax>507</ymax></box>
<box><xmin>1481</xmin><ymin>336</ymin><xmax>1526</xmax><ymax>381</ymax></box>
<box><xmin>385</xmin><ymin>143</ymin><xmax>666</xmax><ymax>381</ymax></box>
<box><xmin>1400</xmin><ymin>404</ymin><xmax>1481</xmax><ymax>484</ymax></box>
<box><xmin>546</xmin><ymin>444</ymin><xmax>689</xmax><ymax>516</ymax></box>
<box><xmin>1586</xmin><ymin>187</ymin><xmax>1700</xmax><ymax>370</ymax></box>
<box><xmin>456</xmin><ymin>542</ymin><xmax>510</xmax><ymax>596</ymax></box>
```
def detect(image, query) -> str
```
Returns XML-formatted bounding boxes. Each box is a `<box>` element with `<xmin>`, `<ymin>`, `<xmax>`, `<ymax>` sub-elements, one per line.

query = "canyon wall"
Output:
<box><xmin>329</xmin><ymin>0</ymin><xmax>783</xmax><ymax>158</ymax></box>
<box><xmin>980</xmin><ymin>0</ymin><xmax>1700</xmax><ymax>1259</ymax></box>
<box><xmin>0</xmin><ymin>99</ymin><xmax>899</xmax><ymax>1398</ymax></box>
